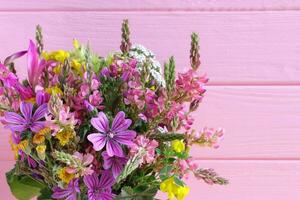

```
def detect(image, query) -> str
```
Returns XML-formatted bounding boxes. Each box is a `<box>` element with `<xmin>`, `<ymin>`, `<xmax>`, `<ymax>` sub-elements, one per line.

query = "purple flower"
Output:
<box><xmin>87</xmin><ymin>111</ymin><xmax>136</xmax><ymax>157</ymax></box>
<box><xmin>4</xmin><ymin>102</ymin><xmax>48</xmax><ymax>133</ymax></box>
<box><xmin>36</xmin><ymin>90</ymin><xmax>50</xmax><ymax>106</ymax></box>
<box><xmin>102</xmin><ymin>151</ymin><xmax>127</xmax><ymax>178</ymax></box>
<box><xmin>83</xmin><ymin>172</ymin><xmax>115</xmax><ymax>200</ymax></box>
<box><xmin>52</xmin><ymin>179</ymin><xmax>80</xmax><ymax>200</ymax></box>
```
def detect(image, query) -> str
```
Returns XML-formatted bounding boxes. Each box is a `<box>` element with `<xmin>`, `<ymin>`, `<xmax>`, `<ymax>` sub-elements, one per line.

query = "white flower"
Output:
<box><xmin>129</xmin><ymin>44</ymin><xmax>165</xmax><ymax>87</ymax></box>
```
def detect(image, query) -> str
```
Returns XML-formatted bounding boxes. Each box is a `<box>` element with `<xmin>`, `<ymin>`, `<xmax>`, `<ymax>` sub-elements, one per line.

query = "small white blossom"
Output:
<box><xmin>129</xmin><ymin>44</ymin><xmax>166</xmax><ymax>87</ymax></box>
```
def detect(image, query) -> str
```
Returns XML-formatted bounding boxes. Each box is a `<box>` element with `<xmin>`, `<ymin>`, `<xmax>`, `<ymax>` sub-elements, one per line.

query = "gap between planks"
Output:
<box><xmin>1</xmin><ymin>9</ymin><xmax>300</xmax><ymax>13</ymax></box>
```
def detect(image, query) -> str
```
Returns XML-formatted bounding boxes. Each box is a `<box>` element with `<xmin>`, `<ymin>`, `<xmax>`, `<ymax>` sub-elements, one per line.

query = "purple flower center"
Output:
<box><xmin>107</xmin><ymin>130</ymin><xmax>115</xmax><ymax>139</ymax></box>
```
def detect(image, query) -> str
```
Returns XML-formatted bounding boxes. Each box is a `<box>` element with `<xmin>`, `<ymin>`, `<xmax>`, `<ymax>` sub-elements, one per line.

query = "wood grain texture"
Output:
<box><xmin>1</xmin><ymin>0</ymin><xmax>300</xmax><ymax>11</ymax></box>
<box><xmin>1</xmin><ymin>160</ymin><xmax>300</xmax><ymax>200</ymax></box>
<box><xmin>1</xmin><ymin>11</ymin><xmax>300</xmax><ymax>85</ymax></box>
<box><xmin>191</xmin><ymin>86</ymin><xmax>300</xmax><ymax>159</ymax></box>
<box><xmin>1</xmin><ymin>86</ymin><xmax>299</xmax><ymax>160</ymax></box>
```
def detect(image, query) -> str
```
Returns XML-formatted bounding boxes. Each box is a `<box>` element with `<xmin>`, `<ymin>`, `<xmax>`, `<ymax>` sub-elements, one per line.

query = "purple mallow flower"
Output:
<box><xmin>4</xmin><ymin>102</ymin><xmax>48</xmax><ymax>133</ymax></box>
<box><xmin>87</xmin><ymin>111</ymin><xmax>136</xmax><ymax>157</ymax></box>
<box><xmin>102</xmin><ymin>151</ymin><xmax>127</xmax><ymax>178</ymax></box>
<box><xmin>83</xmin><ymin>171</ymin><xmax>115</xmax><ymax>200</ymax></box>
<box><xmin>52</xmin><ymin>179</ymin><xmax>80</xmax><ymax>200</ymax></box>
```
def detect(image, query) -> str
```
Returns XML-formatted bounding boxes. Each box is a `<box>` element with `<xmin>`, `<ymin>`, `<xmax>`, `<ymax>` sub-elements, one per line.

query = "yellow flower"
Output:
<box><xmin>160</xmin><ymin>177</ymin><xmax>177</xmax><ymax>199</ymax></box>
<box><xmin>150</xmin><ymin>85</ymin><xmax>156</xmax><ymax>91</ymax></box>
<box><xmin>160</xmin><ymin>177</ymin><xmax>190</xmax><ymax>200</ymax></box>
<box><xmin>36</xmin><ymin>144</ymin><xmax>46</xmax><ymax>154</ymax></box>
<box><xmin>176</xmin><ymin>186</ymin><xmax>190</xmax><ymax>200</ymax></box>
<box><xmin>53</xmin><ymin>65</ymin><xmax>62</xmax><ymax>74</ymax></box>
<box><xmin>73</xmin><ymin>39</ymin><xmax>80</xmax><ymax>49</ymax></box>
<box><xmin>18</xmin><ymin>140</ymin><xmax>29</xmax><ymax>152</ymax></box>
<box><xmin>46</xmin><ymin>85</ymin><xmax>63</xmax><ymax>96</ymax></box>
<box><xmin>55</xmin><ymin>127</ymin><xmax>75</xmax><ymax>146</ymax></box>
<box><xmin>9</xmin><ymin>136</ymin><xmax>19</xmax><ymax>160</ymax></box>
<box><xmin>57</xmin><ymin>167</ymin><xmax>74</xmax><ymax>184</ymax></box>
<box><xmin>171</xmin><ymin>140</ymin><xmax>185</xmax><ymax>153</ymax></box>
<box><xmin>42</xmin><ymin>50</ymin><xmax>69</xmax><ymax>63</ymax></box>
<box><xmin>36</xmin><ymin>145</ymin><xmax>46</xmax><ymax>160</ymax></box>
<box><xmin>33</xmin><ymin>127</ymin><xmax>50</xmax><ymax>144</ymax></box>
<box><xmin>71</xmin><ymin>59</ymin><xmax>83</xmax><ymax>75</ymax></box>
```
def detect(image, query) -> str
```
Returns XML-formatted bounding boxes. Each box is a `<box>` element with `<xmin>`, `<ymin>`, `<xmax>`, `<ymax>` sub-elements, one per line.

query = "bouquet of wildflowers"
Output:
<box><xmin>0</xmin><ymin>20</ymin><xmax>228</xmax><ymax>200</ymax></box>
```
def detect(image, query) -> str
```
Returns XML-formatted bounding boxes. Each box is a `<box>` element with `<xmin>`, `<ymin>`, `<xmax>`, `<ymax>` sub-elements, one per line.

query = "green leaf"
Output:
<box><xmin>6</xmin><ymin>168</ymin><xmax>46</xmax><ymax>200</ymax></box>
<box><xmin>174</xmin><ymin>176</ymin><xmax>185</xmax><ymax>187</ymax></box>
<box><xmin>37</xmin><ymin>187</ymin><xmax>52</xmax><ymax>200</ymax></box>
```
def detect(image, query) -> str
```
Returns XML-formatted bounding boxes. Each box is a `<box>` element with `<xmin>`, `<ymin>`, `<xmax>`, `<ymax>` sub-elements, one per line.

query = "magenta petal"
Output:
<box><xmin>4</xmin><ymin>112</ymin><xmax>26</xmax><ymax>124</ymax></box>
<box><xmin>91</xmin><ymin>112</ymin><xmax>109</xmax><ymax>133</ymax></box>
<box><xmin>113</xmin><ymin>119</ymin><xmax>132</xmax><ymax>133</ymax></box>
<box><xmin>5</xmin><ymin>124</ymin><xmax>26</xmax><ymax>132</ymax></box>
<box><xmin>52</xmin><ymin>187</ymin><xmax>70</xmax><ymax>199</ymax></box>
<box><xmin>99</xmin><ymin>171</ymin><xmax>115</xmax><ymax>189</ymax></box>
<box><xmin>87</xmin><ymin>133</ymin><xmax>106</xmax><ymax>151</ymax></box>
<box><xmin>99</xmin><ymin>192</ymin><xmax>114</xmax><ymax>200</ymax></box>
<box><xmin>32</xmin><ymin>104</ymin><xmax>48</xmax><ymax>121</ymax></box>
<box><xmin>106</xmin><ymin>140</ymin><xmax>123</xmax><ymax>157</ymax></box>
<box><xmin>101</xmin><ymin>151</ymin><xmax>112</xmax><ymax>169</ymax></box>
<box><xmin>20</xmin><ymin>102</ymin><xmax>33</xmax><ymax>122</ymax></box>
<box><xmin>27</xmin><ymin>40</ymin><xmax>39</xmax><ymax>87</ymax></box>
<box><xmin>4</xmin><ymin>50</ymin><xmax>27</xmax><ymax>66</ymax></box>
<box><xmin>83</xmin><ymin>173</ymin><xmax>100</xmax><ymax>189</ymax></box>
<box><xmin>111</xmin><ymin>111</ymin><xmax>125</xmax><ymax>131</ymax></box>
<box><xmin>30</xmin><ymin>121</ymin><xmax>45</xmax><ymax>133</ymax></box>
<box><xmin>111</xmin><ymin>162</ymin><xmax>123</xmax><ymax>178</ymax></box>
<box><xmin>114</xmin><ymin>130</ymin><xmax>136</xmax><ymax>146</ymax></box>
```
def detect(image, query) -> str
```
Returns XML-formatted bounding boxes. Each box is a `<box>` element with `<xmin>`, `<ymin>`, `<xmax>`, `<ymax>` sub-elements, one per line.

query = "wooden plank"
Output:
<box><xmin>181</xmin><ymin>160</ymin><xmax>300</xmax><ymax>200</ymax></box>
<box><xmin>1</xmin><ymin>160</ymin><xmax>300</xmax><ymax>199</ymax></box>
<box><xmin>1</xmin><ymin>11</ymin><xmax>300</xmax><ymax>84</ymax></box>
<box><xmin>190</xmin><ymin>85</ymin><xmax>300</xmax><ymax>159</ymax></box>
<box><xmin>1</xmin><ymin>86</ymin><xmax>300</xmax><ymax>160</ymax></box>
<box><xmin>1</xmin><ymin>0</ymin><xmax>300</xmax><ymax>11</ymax></box>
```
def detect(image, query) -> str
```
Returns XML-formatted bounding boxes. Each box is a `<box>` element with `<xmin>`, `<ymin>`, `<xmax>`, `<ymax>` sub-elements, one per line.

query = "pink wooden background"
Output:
<box><xmin>1</xmin><ymin>0</ymin><xmax>300</xmax><ymax>199</ymax></box>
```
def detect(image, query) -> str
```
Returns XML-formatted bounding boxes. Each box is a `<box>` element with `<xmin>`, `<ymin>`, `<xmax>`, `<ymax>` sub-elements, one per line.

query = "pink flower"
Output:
<box><xmin>90</xmin><ymin>79</ymin><xmax>100</xmax><ymax>90</ymax></box>
<box><xmin>176</xmin><ymin>69</ymin><xmax>208</xmax><ymax>102</ymax></box>
<box><xmin>195</xmin><ymin>127</ymin><xmax>225</xmax><ymax>149</ymax></box>
<box><xmin>66</xmin><ymin>152</ymin><xmax>94</xmax><ymax>176</ymax></box>
<box><xmin>130</xmin><ymin>135</ymin><xmax>158</xmax><ymax>165</ymax></box>
<box><xmin>89</xmin><ymin>90</ymin><xmax>103</xmax><ymax>106</ymax></box>
<box><xmin>80</xmin><ymin>84</ymin><xmax>90</xmax><ymax>97</ymax></box>
<box><xmin>0</xmin><ymin>63</ymin><xmax>18</xmax><ymax>88</ymax></box>
<box><xmin>58</xmin><ymin>107</ymin><xmax>78</xmax><ymax>127</ymax></box>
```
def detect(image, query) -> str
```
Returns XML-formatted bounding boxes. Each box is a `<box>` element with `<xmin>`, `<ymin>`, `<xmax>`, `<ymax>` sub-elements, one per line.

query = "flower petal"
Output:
<box><xmin>52</xmin><ymin>187</ymin><xmax>71</xmax><ymax>199</ymax></box>
<box><xmin>32</xmin><ymin>103</ymin><xmax>48</xmax><ymax>121</ymax></box>
<box><xmin>99</xmin><ymin>171</ymin><xmax>115</xmax><ymax>189</ymax></box>
<box><xmin>111</xmin><ymin>161</ymin><xmax>123</xmax><ymax>178</ymax></box>
<box><xmin>27</xmin><ymin>40</ymin><xmax>40</xmax><ymax>87</ymax></box>
<box><xmin>101</xmin><ymin>151</ymin><xmax>112</xmax><ymax>169</ymax></box>
<box><xmin>4</xmin><ymin>112</ymin><xmax>26</xmax><ymax>124</ymax></box>
<box><xmin>114</xmin><ymin>130</ymin><xmax>136</xmax><ymax>146</ymax></box>
<box><xmin>91</xmin><ymin>112</ymin><xmax>109</xmax><ymax>133</ymax></box>
<box><xmin>111</xmin><ymin>111</ymin><xmax>127</xmax><ymax>132</ymax></box>
<box><xmin>106</xmin><ymin>140</ymin><xmax>123</xmax><ymax>157</ymax></box>
<box><xmin>4</xmin><ymin>124</ymin><xmax>27</xmax><ymax>132</ymax></box>
<box><xmin>20</xmin><ymin>102</ymin><xmax>33</xmax><ymax>122</ymax></box>
<box><xmin>83</xmin><ymin>173</ymin><xmax>100</xmax><ymax>190</ymax></box>
<box><xmin>30</xmin><ymin>121</ymin><xmax>45</xmax><ymax>132</ymax></box>
<box><xmin>87</xmin><ymin>133</ymin><xmax>106</xmax><ymax>151</ymax></box>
